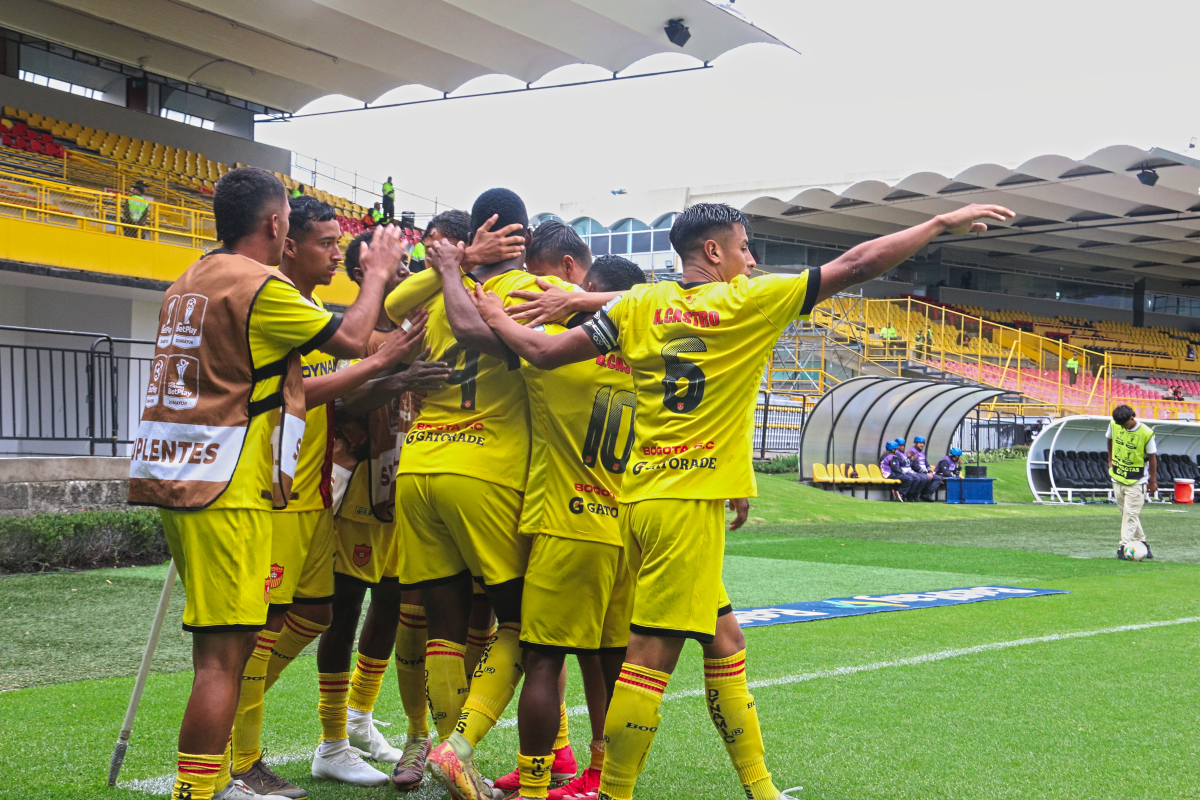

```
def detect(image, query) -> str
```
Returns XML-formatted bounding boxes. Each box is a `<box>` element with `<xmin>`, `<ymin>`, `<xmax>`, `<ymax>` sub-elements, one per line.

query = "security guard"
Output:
<box><xmin>1107</xmin><ymin>404</ymin><xmax>1157</xmax><ymax>559</ymax></box>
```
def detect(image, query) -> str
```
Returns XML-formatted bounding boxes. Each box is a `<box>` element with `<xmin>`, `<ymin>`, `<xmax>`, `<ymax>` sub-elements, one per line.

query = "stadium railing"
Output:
<box><xmin>0</xmin><ymin>325</ymin><xmax>154</xmax><ymax>457</ymax></box>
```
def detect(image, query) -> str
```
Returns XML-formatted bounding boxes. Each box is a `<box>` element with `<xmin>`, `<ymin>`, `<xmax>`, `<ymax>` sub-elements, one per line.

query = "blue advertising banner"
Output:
<box><xmin>735</xmin><ymin>586</ymin><xmax>1069</xmax><ymax>629</ymax></box>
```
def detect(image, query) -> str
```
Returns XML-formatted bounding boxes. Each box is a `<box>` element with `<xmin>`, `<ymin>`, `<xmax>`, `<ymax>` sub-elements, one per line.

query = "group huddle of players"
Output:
<box><xmin>134</xmin><ymin>165</ymin><xmax>1014</xmax><ymax>800</ymax></box>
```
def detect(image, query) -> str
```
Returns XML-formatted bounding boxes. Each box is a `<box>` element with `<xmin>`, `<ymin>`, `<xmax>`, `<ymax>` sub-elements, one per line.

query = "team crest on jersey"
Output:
<box><xmin>266</xmin><ymin>563</ymin><xmax>284</xmax><ymax>589</ymax></box>
<box><xmin>353</xmin><ymin>544</ymin><xmax>372</xmax><ymax>567</ymax></box>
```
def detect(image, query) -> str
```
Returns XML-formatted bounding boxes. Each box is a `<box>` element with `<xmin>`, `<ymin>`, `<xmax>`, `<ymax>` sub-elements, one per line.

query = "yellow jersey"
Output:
<box><xmin>520</xmin><ymin>323</ymin><xmax>634</xmax><ymax>546</ymax></box>
<box><xmin>285</xmin><ymin>294</ymin><xmax>338</xmax><ymax>512</ymax></box>
<box><xmin>212</xmin><ymin>278</ymin><xmax>337</xmax><ymax>509</ymax></box>
<box><xmin>581</xmin><ymin>271</ymin><xmax>819</xmax><ymax>503</ymax></box>
<box><xmin>388</xmin><ymin>269</ymin><xmax>576</xmax><ymax>492</ymax></box>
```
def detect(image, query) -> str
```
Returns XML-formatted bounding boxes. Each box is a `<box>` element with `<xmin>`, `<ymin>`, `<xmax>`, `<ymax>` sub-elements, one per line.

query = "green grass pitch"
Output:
<box><xmin>3</xmin><ymin>458</ymin><xmax>1198</xmax><ymax>799</ymax></box>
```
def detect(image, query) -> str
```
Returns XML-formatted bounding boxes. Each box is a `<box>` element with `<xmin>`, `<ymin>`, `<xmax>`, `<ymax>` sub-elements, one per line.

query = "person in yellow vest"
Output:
<box><xmin>1106</xmin><ymin>404</ymin><xmax>1157</xmax><ymax>560</ymax></box>
<box><xmin>1065</xmin><ymin>355</ymin><xmax>1080</xmax><ymax>386</ymax></box>
<box><xmin>382</xmin><ymin>177</ymin><xmax>395</xmax><ymax>221</ymax></box>
<box><xmin>123</xmin><ymin>180</ymin><xmax>150</xmax><ymax>238</ymax></box>
<box><xmin>130</xmin><ymin>166</ymin><xmax>405</xmax><ymax>800</ymax></box>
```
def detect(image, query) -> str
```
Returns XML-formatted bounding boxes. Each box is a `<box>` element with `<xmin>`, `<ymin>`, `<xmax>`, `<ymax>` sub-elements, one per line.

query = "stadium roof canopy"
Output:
<box><xmin>5</xmin><ymin>0</ymin><xmax>786</xmax><ymax>114</ymax></box>
<box><xmin>557</xmin><ymin>146</ymin><xmax>1200</xmax><ymax>287</ymax></box>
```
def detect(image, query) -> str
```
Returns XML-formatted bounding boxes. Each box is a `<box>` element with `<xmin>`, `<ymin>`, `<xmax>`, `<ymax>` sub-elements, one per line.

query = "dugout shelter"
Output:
<box><xmin>797</xmin><ymin>376</ymin><xmax>1003</xmax><ymax>499</ymax></box>
<box><xmin>1027</xmin><ymin>415</ymin><xmax>1200</xmax><ymax>503</ymax></box>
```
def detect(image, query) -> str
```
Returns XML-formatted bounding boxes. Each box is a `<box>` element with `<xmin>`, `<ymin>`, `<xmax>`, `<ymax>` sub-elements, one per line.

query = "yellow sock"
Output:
<box><xmin>230</xmin><ymin>628</ymin><xmax>277</xmax><ymax>773</ymax></box>
<box><xmin>456</xmin><ymin>622</ymin><xmax>523</xmax><ymax>746</ymax></box>
<box><xmin>173</xmin><ymin>751</ymin><xmax>223</xmax><ymax>800</ymax></box>
<box><xmin>426</xmin><ymin>638</ymin><xmax>469</xmax><ymax>740</ymax></box>
<box><xmin>264</xmin><ymin>613</ymin><xmax>328</xmax><ymax>691</ymax></box>
<box><xmin>588</xmin><ymin>739</ymin><xmax>605</xmax><ymax>771</ymax></box>
<box><xmin>553</xmin><ymin>702</ymin><xmax>570</xmax><ymax>750</ymax></box>
<box><xmin>598</xmin><ymin>664</ymin><xmax>669</xmax><ymax>800</ymax></box>
<box><xmin>317</xmin><ymin>671</ymin><xmax>352</xmax><ymax>742</ymax></box>
<box><xmin>518</xmin><ymin>751</ymin><xmax>553</xmax><ymax>799</ymax></box>
<box><xmin>704</xmin><ymin>650</ymin><xmax>777</xmax><ymax>800</ymax></box>
<box><xmin>347</xmin><ymin>652</ymin><xmax>390</xmax><ymax>714</ymax></box>
<box><xmin>464</xmin><ymin>622</ymin><xmax>495</xmax><ymax>680</ymax></box>
<box><xmin>396</xmin><ymin>604</ymin><xmax>429</xmax><ymax>739</ymax></box>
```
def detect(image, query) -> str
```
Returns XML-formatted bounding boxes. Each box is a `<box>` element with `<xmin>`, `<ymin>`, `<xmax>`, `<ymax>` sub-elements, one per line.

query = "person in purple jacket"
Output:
<box><xmin>907</xmin><ymin>436</ymin><xmax>942</xmax><ymax>501</ymax></box>
<box><xmin>935</xmin><ymin>448</ymin><xmax>963</xmax><ymax>478</ymax></box>
<box><xmin>882</xmin><ymin>440</ymin><xmax>922</xmax><ymax>501</ymax></box>
<box><xmin>889</xmin><ymin>439</ymin><xmax>930</xmax><ymax>501</ymax></box>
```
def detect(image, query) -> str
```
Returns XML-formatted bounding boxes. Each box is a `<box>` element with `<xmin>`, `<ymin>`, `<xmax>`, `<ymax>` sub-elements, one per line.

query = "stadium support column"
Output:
<box><xmin>1133</xmin><ymin>279</ymin><xmax>1146</xmax><ymax>328</ymax></box>
<box><xmin>0</xmin><ymin>33</ymin><xmax>19</xmax><ymax>78</ymax></box>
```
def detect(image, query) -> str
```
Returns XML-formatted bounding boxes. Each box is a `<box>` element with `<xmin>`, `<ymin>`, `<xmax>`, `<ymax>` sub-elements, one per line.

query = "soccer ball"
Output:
<box><xmin>1124</xmin><ymin>542</ymin><xmax>1149</xmax><ymax>562</ymax></box>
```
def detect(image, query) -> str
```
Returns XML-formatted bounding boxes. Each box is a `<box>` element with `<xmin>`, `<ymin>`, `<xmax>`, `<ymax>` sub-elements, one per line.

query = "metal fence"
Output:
<box><xmin>0</xmin><ymin>325</ymin><xmax>154</xmax><ymax>456</ymax></box>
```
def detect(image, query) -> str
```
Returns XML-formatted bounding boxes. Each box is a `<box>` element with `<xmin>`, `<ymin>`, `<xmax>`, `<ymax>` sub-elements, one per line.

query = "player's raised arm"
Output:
<box><xmin>471</xmin><ymin>284</ymin><xmax>600</xmax><ymax>370</ymax></box>
<box><xmin>427</xmin><ymin>237</ymin><xmax>513</xmax><ymax>361</ymax></box>
<box><xmin>815</xmin><ymin>204</ymin><xmax>1014</xmax><ymax>303</ymax></box>
<box><xmin>323</xmin><ymin>224</ymin><xmax>406</xmax><ymax>357</ymax></box>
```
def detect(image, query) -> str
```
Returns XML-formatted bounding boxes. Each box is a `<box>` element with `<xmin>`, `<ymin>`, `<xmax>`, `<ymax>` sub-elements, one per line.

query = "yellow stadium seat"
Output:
<box><xmin>16</xmin><ymin>109</ymin><xmax>29</xmax><ymax>120</ymax></box>
<box><xmin>2</xmin><ymin>106</ymin><xmax>15</xmax><ymax>117</ymax></box>
<box><xmin>855</xmin><ymin>464</ymin><xmax>874</xmax><ymax>483</ymax></box>
<box><xmin>812</xmin><ymin>463</ymin><xmax>833</xmax><ymax>484</ymax></box>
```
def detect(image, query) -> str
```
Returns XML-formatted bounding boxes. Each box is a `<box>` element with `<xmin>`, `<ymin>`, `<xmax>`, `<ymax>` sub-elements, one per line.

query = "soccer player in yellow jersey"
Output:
<box><xmin>229</xmin><ymin>199</ymin><xmax>437</xmax><ymax>797</ymax></box>
<box><xmin>382</xmin><ymin>189</ymin><xmax>578</xmax><ymax>800</ymax></box>
<box><xmin>510</xmin><ymin>249</ymin><xmax>648</xmax><ymax>800</ymax></box>
<box><xmin>143</xmin><ymin>168</ymin><xmax>412</xmax><ymax>800</ymax></box>
<box><xmin>470</xmin><ymin>201</ymin><xmax>1015</xmax><ymax>800</ymax></box>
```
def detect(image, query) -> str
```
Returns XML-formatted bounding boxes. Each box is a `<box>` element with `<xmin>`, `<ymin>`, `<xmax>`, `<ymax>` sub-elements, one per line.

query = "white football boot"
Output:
<box><xmin>212</xmin><ymin>778</ymin><xmax>267</xmax><ymax>800</ymax></box>
<box><xmin>311</xmin><ymin>739</ymin><xmax>391</xmax><ymax>786</ymax></box>
<box><xmin>346</xmin><ymin>709</ymin><xmax>403</xmax><ymax>763</ymax></box>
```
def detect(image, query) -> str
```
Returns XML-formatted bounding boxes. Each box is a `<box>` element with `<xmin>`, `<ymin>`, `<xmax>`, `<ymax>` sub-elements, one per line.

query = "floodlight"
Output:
<box><xmin>665</xmin><ymin>18</ymin><xmax>691</xmax><ymax>48</ymax></box>
<box><xmin>1137</xmin><ymin>169</ymin><xmax>1158</xmax><ymax>187</ymax></box>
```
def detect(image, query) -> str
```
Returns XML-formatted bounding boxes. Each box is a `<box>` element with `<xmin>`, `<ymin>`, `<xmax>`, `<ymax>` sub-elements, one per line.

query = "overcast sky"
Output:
<box><xmin>255</xmin><ymin>0</ymin><xmax>1200</xmax><ymax>221</ymax></box>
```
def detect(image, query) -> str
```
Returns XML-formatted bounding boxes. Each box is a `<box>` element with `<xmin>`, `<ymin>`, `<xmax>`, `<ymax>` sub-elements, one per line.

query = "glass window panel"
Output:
<box><xmin>631</xmin><ymin>231</ymin><xmax>652</xmax><ymax>253</ymax></box>
<box><xmin>572</xmin><ymin>220</ymin><xmax>590</xmax><ymax>236</ymax></box>
<box><xmin>652</xmin><ymin>230</ymin><xmax>671</xmax><ymax>251</ymax></box>
<box><xmin>612</xmin><ymin>219</ymin><xmax>632</xmax><ymax>232</ymax></box>
<box><xmin>590</xmin><ymin>234</ymin><xmax>610</xmax><ymax>255</ymax></box>
<box><xmin>609</xmin><ymin>233</ymin><xmax>629</xmax><ymax>254</ymax></box>
<box><xmin>630</xmin><ymin>219</ymin><xmax>651</xmax><ymax>231</ymax></box>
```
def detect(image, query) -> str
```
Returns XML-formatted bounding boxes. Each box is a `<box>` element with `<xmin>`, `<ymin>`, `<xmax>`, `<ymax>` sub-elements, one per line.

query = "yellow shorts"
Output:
<box><xmin>395</xmin><ymin>472</ymin><xmax>528</xmax><ymax>588</ymax></box>
<box><xmin>620</xmin><ymin>498</ymin><xmax>726</xmax><ymax>643</ymax></box>
<box><xmin>334</xmin><ymin>516</ymin><xmax>396</xmax><ymax>586</ymax></box>
<box><xmin>161</xmin><ymin>507</ymin><xmax>272</xmax><ymax>632</ymax></box>
<box><xmin>521</xmin><ymin>534</ymin><xmax>633</xmax><ymax>653</ymax></box>
<box><xmin>269</xmin><ymin>508</ymin><xmax>336</xmax><ymax>605</ymax></box>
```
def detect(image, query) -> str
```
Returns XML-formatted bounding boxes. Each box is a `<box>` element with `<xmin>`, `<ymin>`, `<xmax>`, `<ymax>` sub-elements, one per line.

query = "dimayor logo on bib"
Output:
<box><xmin>735</xmin><ymin>586</ymin><xmax>1069</xmax><ymax>629</ymax></box>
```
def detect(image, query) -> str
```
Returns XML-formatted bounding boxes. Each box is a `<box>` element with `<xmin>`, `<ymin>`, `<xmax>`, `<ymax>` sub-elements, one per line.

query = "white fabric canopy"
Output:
<box><xmin>4</xmin><ymin>0</ymin><xmax>786</xmax><ymax>112</ymax></box>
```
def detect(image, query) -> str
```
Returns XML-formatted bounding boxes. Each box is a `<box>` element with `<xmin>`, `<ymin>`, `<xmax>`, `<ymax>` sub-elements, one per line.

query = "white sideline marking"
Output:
<box><xmin>118</xmin><ymin>616</ymin><xmax>1200</xmax><ymax>795</ymax></box>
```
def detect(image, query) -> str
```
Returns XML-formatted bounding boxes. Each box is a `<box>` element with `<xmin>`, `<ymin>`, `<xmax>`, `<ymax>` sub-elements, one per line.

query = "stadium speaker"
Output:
<box><xmin>1137</xmin><ymin>169</ymin><xmax>1159</xmax><ymax>187</ymax></box>
<box><xmin>665</xmin><ymin>18</ymin><xmax>691</xmax><ymax>48</ymax></box>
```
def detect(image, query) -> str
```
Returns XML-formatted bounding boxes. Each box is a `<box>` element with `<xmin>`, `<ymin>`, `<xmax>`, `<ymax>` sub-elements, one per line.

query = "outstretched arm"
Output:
<box><xmin>816</xmin><ymin>204</ymin><xmax>1014</xmax><ymax>304</ymax></box>
<box><xmin>505</xmin><ymin>280</ymin><xmax>620</xmax><ymax>327</ymax></box>
<box><xmin>302</xmin><ymin>312</ymin><xmax>430</xmax><ymax>409</ymax></box>
<box><xmin>471</xmin><ymin>284</ymin><xmax>600</xmax><ymax>370</ymax></box>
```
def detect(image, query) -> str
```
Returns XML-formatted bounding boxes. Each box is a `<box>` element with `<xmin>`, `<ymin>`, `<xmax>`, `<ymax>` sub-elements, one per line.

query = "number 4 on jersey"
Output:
<box><xmin>581</xmin><ymin>386</ymin><xmax>636</xmax><ymax>474</ymax></box>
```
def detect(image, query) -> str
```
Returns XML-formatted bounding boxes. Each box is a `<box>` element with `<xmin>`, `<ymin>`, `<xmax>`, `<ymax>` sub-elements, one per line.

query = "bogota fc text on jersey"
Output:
<box><xmin>391</xmin><ymin>269</ymin><xmax>576</xmax><ymax>492</ymax></box>
<box><xmin>582</xmin><ymin>271</ymin><xmax>819</xmax><ymax>503</ymax></box>
<box><xmin>521</xmin><ymin>323</ymin><xmax>634</xmax><ymax>546</ymax></box>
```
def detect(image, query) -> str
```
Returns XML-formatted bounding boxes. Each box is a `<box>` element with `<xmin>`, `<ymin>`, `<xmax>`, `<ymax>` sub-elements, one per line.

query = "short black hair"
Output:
<box><xmin>669</xmin><ymin>202</ymin><xmax>751</xmax><ymax>258</ymax></box>
<box><xmin>213</xmin><ymin>166</ymin><xmax>287</xmax><ymax>246</ymax></box>
<box><xmin>529</xmin><ymin>220</ymin><xmax>592</xmax><ymax>269</ymax></box>
<box><xmin>427</xmin><ymin>209</ymin><xmax>471</xmax><ymax>244</ymax></box>
<box><xmin>470</xmin><ymin>188</ymin><xmax>528</xmax><ymax>239</ymax></box>
<box><xmin>288</xmin><ymin>195</ymin><xmax>336</xmax><ymax>241</ymax></box>
<box><xmin>343</xmin><ymin>231</ymin><xmax>374</xmax><ymax>280</ymax></box>
<box><xmin>586</xmin><ymin>255</ymin><xmax>645</xmax><ymax>293</ymax></box>
<box><xmin>1112</xmin><ymin>404</ymin><xmax>1136</xmax><ymax>425</ymax></box>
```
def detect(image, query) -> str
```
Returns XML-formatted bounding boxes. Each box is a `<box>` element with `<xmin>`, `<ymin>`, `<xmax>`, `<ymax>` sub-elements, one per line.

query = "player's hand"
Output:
<box><xmin>470</xmin><ymin>284</ymin><xmax>507</xmax><ymax>326</ymax></box>
<box><xmin>463</xmin><ymin>214</ymin><xmax>525</xmax><ymax>267</ymax></box>
<box><xmin>359</xmin><ymin>224</ymin><xmax>405</xmax><ymax>283</ymax></box>
<box><xmin>936</xmin><ymin>204</ymin><xmax>1015</xmax><ymax>235</ymax></box>
<box><xmin>427</xmin><ymin>238</ymin><xmax>467</xmax><ymax>277</ymax></box>
<box><xmin>1148</xmin><ymin>480</ymin><xmax>1158</xmax><ymax>494</ymax></box>
<box><xmin>396</xmin><ymin>348</ymin><xmax>451</xmax><ymax>394</ymax></box>
<box><xmin>506</xmin><ymin>279</ymin><xmax>576</xmax><ymax>326</ymax></box>
<box><xmin>375</xmin><ymin>309</ymin><xmax>429</xmax><ymax>368</ymax></box>
<box><xmin>727</xmin><ymin>498</ymin><xmax>749</xmax><ymax>531</ymax></box>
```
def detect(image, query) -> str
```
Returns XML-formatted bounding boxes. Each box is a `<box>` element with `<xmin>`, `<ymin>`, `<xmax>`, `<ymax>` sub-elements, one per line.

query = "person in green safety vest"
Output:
<box><xmin>1065</xmin><ymin>355</ymin><xmax>1080</xmax><ymax>385</ymax></box>
<box><xmin>368</xmin><ymin>202</ymin><xmax>384</xmax><ymax>227</ymax></box>
<box><xmin>290</xmin><ymin>183</ymin><xmax>305</xmax><ymax>199</ymax></box>
<box><xmin>1106</xmin><ymin>404</ymin><xmax>1157</xmax><ymax>559</ymax></box>
<box><xmin>122</xmin><ymin>181</ymin><xmax>150</xmax><ymax>239</ymax></box>
<box><xmin>880</xmin><ymin>325</ymin><xmax>897</xmax><ymax>340</ymax></box>
<box><xmin>381</xmin><ymin>176</ymin><xmax>395</xmax><ymax>222</ymax></box>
